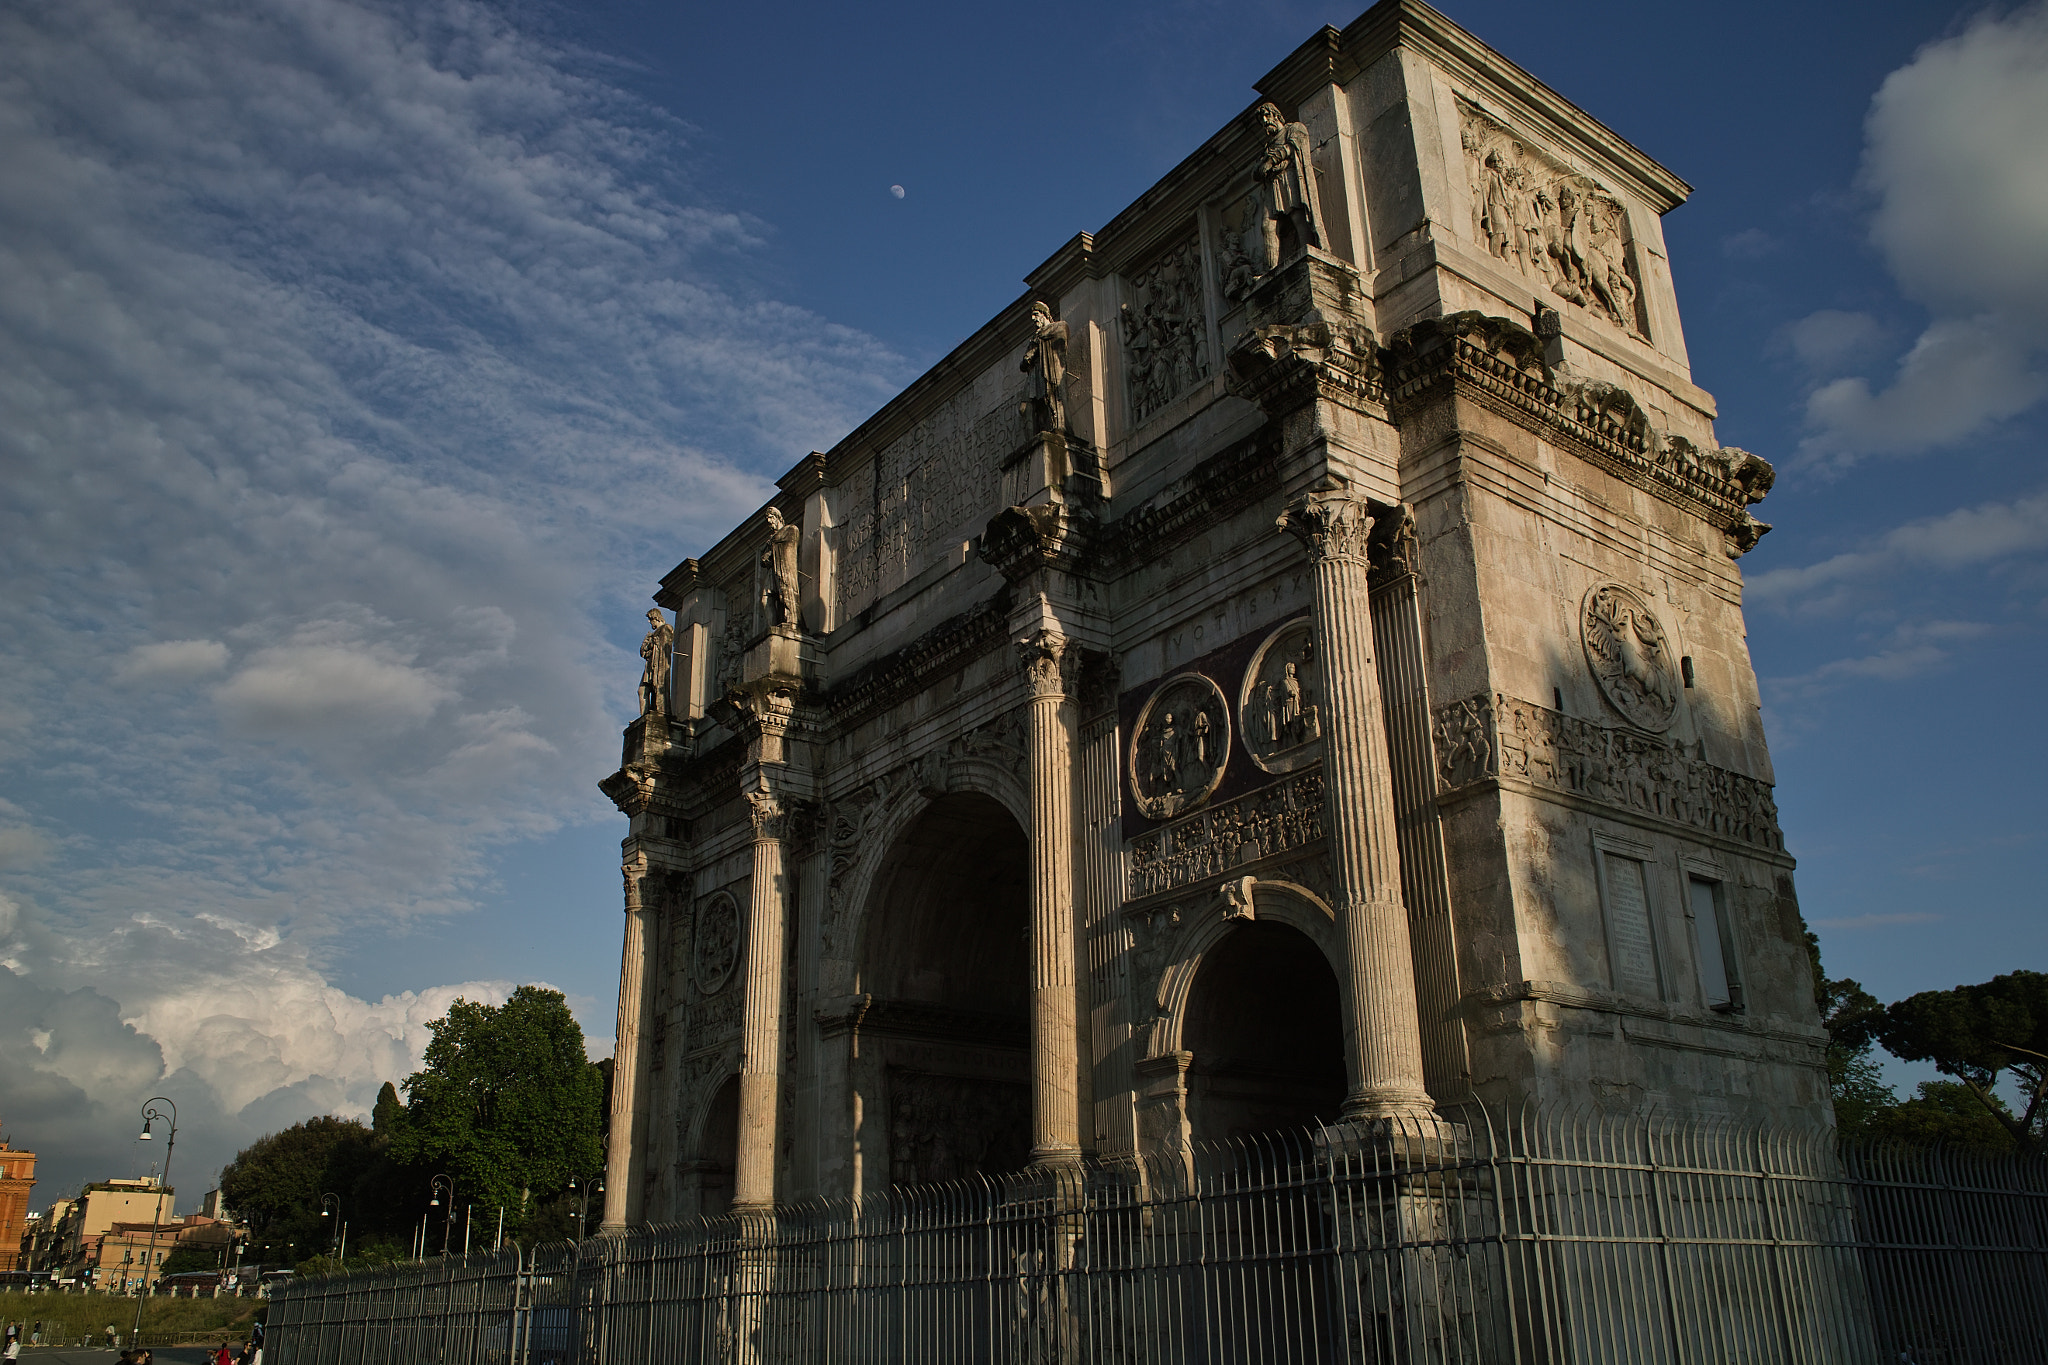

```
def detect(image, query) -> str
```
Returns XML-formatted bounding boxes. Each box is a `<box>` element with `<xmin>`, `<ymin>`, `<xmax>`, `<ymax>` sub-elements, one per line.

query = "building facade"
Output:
<box><xmin>600</xmin><ymin>0</ymin><xmax>1825</xmax><ymax>1228</ymax></box>
<box><xmin>0</xmin><ymin>1140</ymin><xmax>34</xmax><ymax>1272</ymax></box>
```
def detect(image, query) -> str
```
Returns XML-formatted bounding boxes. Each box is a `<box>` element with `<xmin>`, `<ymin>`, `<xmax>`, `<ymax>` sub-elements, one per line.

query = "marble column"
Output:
<box><xmin>601</xmin><ymin>855</ymin><xmax>656</xmax><ymax>1230</ymax></box>
<box><xmin>1279</xmin><ymin>485</ymin><xmax>1436</xmax><ymax>1121</ymax></box>
<box><xmin>1018</xmin><ymin>630</ymin><xmax>1084</xmax><ymax>1166</ymax></box>
<box><xmin>733</xmin><ymin>789</ymin><xmax>791</xmax><ymax>1209</ymax></box>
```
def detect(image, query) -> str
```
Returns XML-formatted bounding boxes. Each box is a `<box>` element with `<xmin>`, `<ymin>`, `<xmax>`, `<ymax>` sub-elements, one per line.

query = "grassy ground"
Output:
<box><xmin>0</xmin><ymin>1292</ymin><xmax>264</xmax><ymax>1348</ymax></box>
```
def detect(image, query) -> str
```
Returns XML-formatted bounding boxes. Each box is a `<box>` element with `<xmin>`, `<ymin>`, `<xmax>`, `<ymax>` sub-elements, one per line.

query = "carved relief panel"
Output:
<box><xmin>1120</xmin><ymin>231</ymin><xmax>1211</xmax><ymax>426</ymax></box>
<box><xmin>1239</xmin><ymin>619</ymin><xmax>1323</xmax><ymax>774</ymax></box>
<box><xmin>1581</xmin><ymin>583</ymin><xmax>1680</xmax><ymax>732</ymax></box>
<box><xmin>1459</xmin><ymin>104</ymin><xmax>1647</xmax><ymax>338</ymax></box>
<box><xmin>1129</xmin><ymin>673</ymin><xmax>1230</xmax><ymax>821</ymax></box>
<box><xmin>692</xmin><ymin>890</ymin><xmax>740</xmax><ymax>996</ymax></box>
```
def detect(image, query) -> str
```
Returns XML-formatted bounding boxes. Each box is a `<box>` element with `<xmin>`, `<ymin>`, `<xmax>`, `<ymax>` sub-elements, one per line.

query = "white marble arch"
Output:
<box><xmin>1145</xmin><ymin>878</ymin><xmax>1345</xmax><ymax>1065</ymax></box>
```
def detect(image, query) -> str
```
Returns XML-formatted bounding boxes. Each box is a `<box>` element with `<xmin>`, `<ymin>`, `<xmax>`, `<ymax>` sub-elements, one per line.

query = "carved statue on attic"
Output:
<box><xmin>1019</xmin><ymin>301</ymin><xmax>1070</xmax><ymax>435</ymax></box>
<box><xmin>638</xmin><ymin>608</ymin><xmax>673</xmax><ymax>717</ymax></box>
<box><xmin>756</xmin><ymin>506</ymin><xmax>802</xmax><ymax>634</ymax></box>
<box><xmin>1251</xmin><ymin>102</ymin><xmax>1327</xmax><ymax>272</ymax></box>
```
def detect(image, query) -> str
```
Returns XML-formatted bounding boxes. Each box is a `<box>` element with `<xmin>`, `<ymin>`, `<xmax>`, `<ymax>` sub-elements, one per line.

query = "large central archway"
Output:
<box><xmin>855</xmin><ymin>791</ymin><xmax>1033</xmax><ymax>1189</ymax></box>
<box><xmin>1182</xmin><ymin>918</ymin><xmax>1346</xmax><ymax>1147</ymax></box>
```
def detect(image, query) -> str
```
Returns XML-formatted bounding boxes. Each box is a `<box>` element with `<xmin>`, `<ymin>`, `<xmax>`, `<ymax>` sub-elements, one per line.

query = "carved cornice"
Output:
<box><xmin>979</xmin><ymin>501</ymin><xmax>1095</xmax><ymax>584</ymax></box>
<box><xmin>599</xmin><ymin>764</ymin><xmax>661</xmax><ymax>818</ymax></box>
<box><xmin>1099</xmin><ymin>435</ymin><xmax>1272</xmax><ymax>574</ymax></box>
<box><xmin>1223</xmin><ymin>252</ymin><xmax>1384</xmax><ymax>420</ymax></box>
<box><xmin>1384</xmin><ymin>313</ymin><xmax>1775</xmax><ymax>553</ymax></box>
<box><xmin>1433</xmin><ymin>691</ymin><xmax>1788</xmax><ymax>860</ymax></box>
<box><xmin>823</xmin><ymin>594</ymin><xmax>1010</xmax><ymax>731</ymax></box>
<box><xmin>814</xmin><ymin>994</ymin><xmax>1028</xmax><ymax>1048</ymax></box>
<box><xmin>1016</xmin><ymin>630</ymin><xmax>1078</xmax><ymax>701</ymax></box>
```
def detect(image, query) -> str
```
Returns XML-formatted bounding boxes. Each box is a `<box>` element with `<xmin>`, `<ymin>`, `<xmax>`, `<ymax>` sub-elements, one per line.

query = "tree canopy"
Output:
<box><xmin>390</xmin><ymin>985</ymin><xmax>605</xmax><ymax>1218</ymax></box>
<box><xmin>1876</xmin><ymin>970</ymin><xmax>2048</xmax><ymax>1152</ymax></box>
<box><xmin>219</xmin><ymin>1116</ymin><xmax>383</xmax><ymax>1256</ymax></box>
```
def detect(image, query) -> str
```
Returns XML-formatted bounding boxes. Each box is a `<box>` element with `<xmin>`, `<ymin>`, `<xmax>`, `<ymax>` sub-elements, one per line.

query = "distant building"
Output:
<box><xmin>0</xmin><ymin>1139</ymin><xmax>35</xmax><ymax>1272</ymax></box>
<box><xmin>95</xmin><ymin>1214</ymin><xmax>237</xmax><ymax>1294</ymax></box>
<box><xmin>201</xmin><ymin>1188</ymin><xmax>231</xmax><ymax>1220</ymax></box>
<box><xmin>53</xmin><ymin>1177</ymin><xmax>175</xmax><ymax>1288</ymax></box>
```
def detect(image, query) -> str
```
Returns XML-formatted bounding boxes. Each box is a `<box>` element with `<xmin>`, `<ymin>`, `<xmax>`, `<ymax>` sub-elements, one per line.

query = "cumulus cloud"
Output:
<box><xmin>0</xmin><ymin>0</ymin><xmax>906</xmax><ymax>1201</ymax></box>
<box><xmin>1798</xmin><ymin>2</ymin><xmax>2048</xmax><ymax>464</ymax></box>
<box><xmin>1781</xmin><ymin>309</ymin><xmax>1887</xmax><ymax>374</ymax></box>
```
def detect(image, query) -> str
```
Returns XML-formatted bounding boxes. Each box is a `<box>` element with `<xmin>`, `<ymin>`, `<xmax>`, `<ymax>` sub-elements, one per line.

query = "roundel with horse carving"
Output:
<box><xmin>1580</xmin><ymin>583</ymin><xmax>1679</xmax><ymax>732</ymax></box>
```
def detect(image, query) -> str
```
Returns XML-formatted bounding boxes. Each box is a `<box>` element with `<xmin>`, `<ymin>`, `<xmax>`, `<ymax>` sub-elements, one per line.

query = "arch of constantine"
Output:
<box><xmin>598</xmin><ymin>0</ymin><xmax>1823</xmax><ymax>1228</ymax></box>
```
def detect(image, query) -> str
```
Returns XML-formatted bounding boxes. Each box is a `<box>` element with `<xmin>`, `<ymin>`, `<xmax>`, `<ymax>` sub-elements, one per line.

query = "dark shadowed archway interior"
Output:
<box><xmin>696</xmin><ymin>1075</ymin><xmax>738</xmax><ymax>1217</ymax></box>
<box><xmin>1183</xmin><ymin>919</ymin><xmax>1346</xmax><ymax>1146</ymax></box>
<box><xmin>860</xmin><ymin>792</ymin><xmax>1032</xmax><ymax>1187</ymax></box>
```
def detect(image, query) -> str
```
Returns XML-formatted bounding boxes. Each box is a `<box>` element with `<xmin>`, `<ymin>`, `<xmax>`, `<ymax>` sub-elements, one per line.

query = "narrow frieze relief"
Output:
<box><xmin>1120</xmin><ymin>232</ymin><xmax>1210</xmax><ymax>426</ymax></box>
<box><xmin>1432</xmin><ymin>692</ymin><xmax>1784</xmax><ymax>854</ymax></box>
<box><xmin>1126</xmin><ymin>768</ymin><xmax>1326</xmax><ymax>901</ymax></box>
<box><xmin>1460</xmin><ymin>104</ymin><xmax>1646</xmax><ymax>337</ymax></box>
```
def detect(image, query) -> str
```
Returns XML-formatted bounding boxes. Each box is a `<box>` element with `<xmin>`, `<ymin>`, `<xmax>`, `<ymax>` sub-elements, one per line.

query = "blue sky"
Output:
<box><xmin>2</xmin><ymin>0</ymin><xmax>2043</xmax><ymax>1204</ymax></box>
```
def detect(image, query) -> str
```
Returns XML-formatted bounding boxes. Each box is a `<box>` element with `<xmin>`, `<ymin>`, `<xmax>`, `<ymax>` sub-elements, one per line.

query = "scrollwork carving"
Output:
<box><xmin>1016</xmin><ymin>630</ymin><xmax>1076</xmax><ymax>701</ymax></box>
<box><xmin>1277</xmin><ymin>483</ymin><xmax>1375</xmax><ymax>565</ymax></box>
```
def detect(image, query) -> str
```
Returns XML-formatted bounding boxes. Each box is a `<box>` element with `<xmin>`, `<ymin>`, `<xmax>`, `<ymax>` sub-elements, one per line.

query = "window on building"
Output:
<box><xmin>1595</xmin><ymin>836</ymin><xmax>1664</xmax><ymax>1000</ymax></box>
<box><xmin>1689</xmin><ymin>876</ymin><xmax>1742</xmax><ymax>1012</ymax></box>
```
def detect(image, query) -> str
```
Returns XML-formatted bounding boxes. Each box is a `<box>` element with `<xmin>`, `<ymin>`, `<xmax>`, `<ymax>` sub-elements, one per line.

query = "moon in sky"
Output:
<box><xmin>889</xmin><ymin>184</ymin><xmax>905</xmax><ymax>199</ymax></box>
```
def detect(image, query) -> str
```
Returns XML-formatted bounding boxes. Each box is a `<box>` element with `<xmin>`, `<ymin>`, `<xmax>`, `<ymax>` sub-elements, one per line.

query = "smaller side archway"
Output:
<box><xmin>682</xmin><ymin>1073</ymin><xmax>739</xmax><ymax>1219</ymax></box>
<box><xmin>1146</xmin><ymin>881</ymin><xmax>1349</xmax><ymax>1149</ymax></box>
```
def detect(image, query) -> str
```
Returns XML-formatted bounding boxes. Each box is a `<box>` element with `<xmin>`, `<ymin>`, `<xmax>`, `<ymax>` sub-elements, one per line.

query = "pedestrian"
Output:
<box><xmin>4</xmin><ymin>1337</ymin><xmax>17</xmax><ymax>1363</ymax></box>
<box><xmin>106</xmin><ymin>1323</ymin><xmax>118</xmax><ymax>1350</ymax></box>
<box><xmin>213</xmin><ymin>1341</ymin><xmax>233</xmax><ymax>1365</ymax></box>
<box><xmin>29</xmin><ymin>1323</ymin><xmax>39</xmax><ymax>1346</ymax></box>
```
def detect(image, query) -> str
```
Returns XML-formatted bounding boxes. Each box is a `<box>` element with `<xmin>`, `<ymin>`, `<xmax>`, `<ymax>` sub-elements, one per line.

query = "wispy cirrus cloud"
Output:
<box><xmin>1748</xmin><ymin>487</ymin><xmax>2048</xmax><ymax>614</ymax></box>
<box><xmin>0</xmin><ymin>0</ymin><xmax>905</xmax><ymax>1200</ymax></box>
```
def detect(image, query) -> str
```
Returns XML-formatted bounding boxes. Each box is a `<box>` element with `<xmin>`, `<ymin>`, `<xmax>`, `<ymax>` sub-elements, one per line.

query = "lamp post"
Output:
<box><xmin>319</xmin><ymin>1193</ymin><xmax>346</xmax><ymax>1263</ymax></box>
<box><xmin>428</xmin><ymin>1175</ymin><xmax>455</xmax><ymax>1257</ymax></box>
<box><xmin>568</xmin><ymin>1175</ymin><xmax>604</xmax><ymax>1244</ymax></box>
<box><xmin>131</xmin><ymin>1096</ymin><xmax>177</xmax><ymax>1346</ymax></box>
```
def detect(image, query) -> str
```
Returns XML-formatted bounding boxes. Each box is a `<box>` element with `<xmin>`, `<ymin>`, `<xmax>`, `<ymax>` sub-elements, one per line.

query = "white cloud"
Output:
<box><xmin>1811</xmin><ymin>913</ymin><xmax>1942</xmax><ymax>931</ymax></box>
<box><xmin>115</xmin><ymin>639</ymin><xmax>231</xmax><ymax>686</ymax></box>
<box><xmin>1749</xmin><ymin>488</ymin><xmax>2048</xmax><ymax>612</ymax></box>
<box><xmin>1799</xmin><ymin>2</ymin><xmax>2048</xmax><ymax>464</ymax></box>
<box><xmin>1766</xmin><ymin>619</ymin><xmax>1995</xmax><ymax>699</ymax></box>
<box><xmin>0</xmin><ymin>0</ymin><xmax>906</xmax><ymax>1202</ymax></box>
<box><xmin>1781</xmin><ymin>309</ymin><xmax>1886</xmax><ymax>373</ymax></box>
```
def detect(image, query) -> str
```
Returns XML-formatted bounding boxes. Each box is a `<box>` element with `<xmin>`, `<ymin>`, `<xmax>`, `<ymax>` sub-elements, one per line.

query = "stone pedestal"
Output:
<box><xmin>1279</xmin><ymin>483</ymin><xmax>1435</xmax><ymax>1121</ymax></box>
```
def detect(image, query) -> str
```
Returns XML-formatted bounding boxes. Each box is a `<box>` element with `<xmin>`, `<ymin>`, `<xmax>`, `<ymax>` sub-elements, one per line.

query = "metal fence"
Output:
<box><xmin>266</xmin><ymin>1106</ymin><xmax>2048</xmax><ymax>1364</ymax></box>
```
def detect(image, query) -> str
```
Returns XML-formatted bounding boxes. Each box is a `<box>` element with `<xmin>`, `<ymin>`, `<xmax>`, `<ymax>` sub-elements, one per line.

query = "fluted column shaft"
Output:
<box><xmin>601</xmin><ymin>859</ymin><xmax>656</xmax><ymax>1229</ymax></box>
<box><xmin>1280</xmin><ymin>488</ymin><xmax>1435</xmax><ymax>1120</ymax></box>
<box><xmin>734</xmin><ymin>791</ymin><xmax>790</xmax><ymax>1209</ymax></box>
<box><xmin>1019</xmin><ymin>632</ymin><xmax>1083</xmax><ymax>1165</ymax></box>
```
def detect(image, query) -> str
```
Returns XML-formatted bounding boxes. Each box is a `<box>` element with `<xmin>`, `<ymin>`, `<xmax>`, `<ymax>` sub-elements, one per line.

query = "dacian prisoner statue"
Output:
<box><xmin>598</xmin><ymin>0</ymin><xmax>1824</xmax><ymax>1240</ymax></box>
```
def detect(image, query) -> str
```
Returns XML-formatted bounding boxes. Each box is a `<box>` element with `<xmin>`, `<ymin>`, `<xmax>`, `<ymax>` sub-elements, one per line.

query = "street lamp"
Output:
<box><xmin>131</xmin><ymin>1096</ymin><xmax>178</xmax><ymax>1346</ymax></box>
<box><xmin>319</xmin><ymin>1193</ymin><xmax>347</xmax><ymax>1262</ymax></box>
<box><xmin>568</xmin><ymin>1175</ymin><xmax>605</xmax><ymax>1243</ymax></box>
<box><xmin>428</xmin><ymin>1175</ymin><xmax>455</xmax><ymax>1257</ymax></box>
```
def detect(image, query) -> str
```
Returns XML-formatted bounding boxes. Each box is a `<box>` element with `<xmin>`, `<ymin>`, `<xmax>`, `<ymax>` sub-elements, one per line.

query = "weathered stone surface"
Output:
<box><xmin>600</xmin><ymin>0</ymin><xmax>1827</xmax><ymax>1224</ymax></box>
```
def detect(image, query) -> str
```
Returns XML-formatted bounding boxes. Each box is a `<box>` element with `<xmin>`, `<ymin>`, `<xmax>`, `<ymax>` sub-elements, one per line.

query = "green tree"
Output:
<box><xmin>372</xmin><ymin>1081</ymin><xmax>406</xmax><ymax>1137</ymax></box>
<box><xmin>219</xmin><ymin>1117</ymin><xmax>382</xmax><ymax>1257</ymax></box>
<box><xmin>392</xmin><ymin>986</ymin><xmax>605</xmax><ymax>1227</ymax></box>
<box><xmin>1866</xmin><ymin>1080</ymin><xmax>2018</xmax><ymax>1152</ymax></box>
<box><xmin>1876</xmin><ymin>970</ymin><xmax>2048</xmax><ymax>1152</ymax></box>
<box><xmin>1807</xmin><ymin>932</ymin><xmax>1896</xmax><ymax>1138</ymax></box>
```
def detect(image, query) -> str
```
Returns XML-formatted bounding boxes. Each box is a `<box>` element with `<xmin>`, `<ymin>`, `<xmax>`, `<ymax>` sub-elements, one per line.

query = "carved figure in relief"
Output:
<box><xmin>1019</xmin><ymin>301</ymin><xmax>1069</xmax><ymax>435</ymax></box>
<box><xmin>1581</xmin><ymin>584</ymin><xmax>1679</xmax><ymax>731</ymax></box>
<box><xmin>1250</xmin><ymin>102</ymin><xmax>1326</xmax><ymax>272</ymax></box>
<box><xmin>1239</xmin><ymin>620</ymin><xmax>1324</xmax><ymax>774</ymax></box>
<box><xmin>755</xmin><ymin>507</ymin><xmax>802</xmax><ymax>633</ymax></box>
<box><xmin>1461</xmin><ymin>108</ymin><xmax>1645</xmax><ymax>337</ymax></box>
<box><xmin>1121</xmin><ymin>235</ymin><xmax>1209</xmax><ymax>425</ymax></box>
<box><xmin>638</xmin><ymin>608</ymin><xmax>674</xmax><ymax>717</ymax></box>
<box><xmin>1130</xmin><ymin>674</ymin><xmax>1231</xmax><ymax>820</ymax></box>
<box><xmin>692</xmin><ymin>893</ymin><xmax>740</xmax><ymax>996</ymax></box>
<box><xmin>1218</xmin><ymin>234</ymin><xmax>1257</xmax><ymax>305</ymax></box>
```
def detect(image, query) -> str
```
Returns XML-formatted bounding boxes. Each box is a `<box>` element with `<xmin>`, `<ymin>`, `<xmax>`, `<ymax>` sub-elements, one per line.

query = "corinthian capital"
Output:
<box><xmin>1278</xmin><ymin>482</ymin><xmax>1377</xmax><ymax>565</ymax></box>
<box><xmin>745</xmin><ymin>788</ymin><xmax>790</xmax><ymax>842</ymax></box>
<box><xmin>1016</xmin><ymin>630</ymin><xmax>1076</xmax><ymax>701</ymax></box>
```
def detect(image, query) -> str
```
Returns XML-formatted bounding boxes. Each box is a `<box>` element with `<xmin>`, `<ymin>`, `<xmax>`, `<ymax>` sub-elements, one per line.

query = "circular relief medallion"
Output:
<box><xmin>692</xmin><ymin>891</ymin><xmax>740</xmax><ymax>996</ymax></box>
<box><xmin>1129</xmin><ymin>673</ymin><xmax>1231</xmax><ymax>821</ymax></box>
<box><xmin>1239</xmin><ymin>618</ymin><xmax>1324</xmax><ymax>774</ymax></box>
<box><xmin>1581</xmin><ymin>582</ymin><xmax>1680</xmax><ymax>732</ymax></box>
